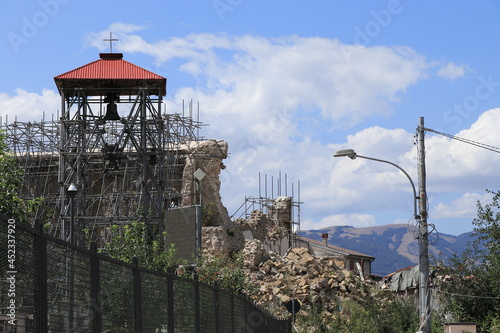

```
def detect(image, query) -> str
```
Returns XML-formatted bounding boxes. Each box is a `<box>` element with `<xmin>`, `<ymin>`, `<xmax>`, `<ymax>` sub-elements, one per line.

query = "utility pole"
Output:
<box><xmin>417</xmin><ymin>117</ymin><xmax>431</xmax><ymax>332</ymax></box>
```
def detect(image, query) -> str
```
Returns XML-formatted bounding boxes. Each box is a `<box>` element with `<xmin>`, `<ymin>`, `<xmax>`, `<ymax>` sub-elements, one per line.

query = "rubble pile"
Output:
<box><xmin>242</xmin><ymin>244</ymin><xmax>374</xmax><ymax>318</ymax></box>
<box><xmin>201</xmin><ymin>205</ymin><xmax>376</xmax><ymax>323</ymax></box>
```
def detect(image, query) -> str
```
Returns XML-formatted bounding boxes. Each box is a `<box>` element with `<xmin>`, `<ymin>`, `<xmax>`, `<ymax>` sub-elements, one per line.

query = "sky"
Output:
<box><xmin>1</xmin><ymin>0</ymin><xmax>500</xmax><ymax>236</ymax></box>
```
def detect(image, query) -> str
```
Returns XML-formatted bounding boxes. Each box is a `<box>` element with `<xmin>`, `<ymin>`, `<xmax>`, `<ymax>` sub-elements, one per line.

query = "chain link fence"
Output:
<box><xmin>0</xmin><ymin>215</ymin><xmax>291</xmax><ymax>332</ymax></box>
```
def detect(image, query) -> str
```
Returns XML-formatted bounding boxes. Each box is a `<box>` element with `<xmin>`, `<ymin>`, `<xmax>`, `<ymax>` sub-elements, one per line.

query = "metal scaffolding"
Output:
<box><xmin>231</xmin><ymin>172</ymin><xmax>302</xmax><ymax>247</ymax></box>
<box><xmin>1</xmin><ymin>99</ymin><xmax>205</xmax><ymax>244</ymax></box>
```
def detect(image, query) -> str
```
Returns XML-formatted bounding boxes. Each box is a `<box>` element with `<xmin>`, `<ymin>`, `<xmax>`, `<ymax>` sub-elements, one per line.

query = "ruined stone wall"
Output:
<box><xmin>235</xmin><ymin>210</ymin><xmax>290</xmax><ymax>256</ymax></box>
<box><xmin>202</xmin><ymin>207</ymin><xmax>291</xmax><ymax>258</ymax></box>
<box><xmin>181</xmin><ymin>139</ymin><xmax>230</xmax><ymax>226</ymax></box>
<box><xmin>19</xmin><ymin>139</ymin><xmax>230</xmax><ymax>228</ymax></box>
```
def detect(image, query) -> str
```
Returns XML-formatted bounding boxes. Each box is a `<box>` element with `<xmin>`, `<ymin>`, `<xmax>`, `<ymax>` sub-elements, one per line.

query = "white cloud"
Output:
<box><xmin>0</xmin><ymin>29</ymin><xmax>489</xmax><ymax>236</ymax></box>
<box><xmin>302</xmin><ymin>213</ymin><xmax>378</xmax><ymax>230</ymax></box>
<box><xmin>325</xmin><ymin>126</ymin><xmax>419</xmax><ymax>212</ymax></box>
<box><xmin>437</xmin><ymin>62</ymin><xmax>470</xmax><ymax>80</ymax></box>
<box><xmin>425</xmin><ymin>108</ymin><xmax>500</xmax><ymax>187</ymax></box>
<box><xmin>432</xmin><ymin>192</ymin><xmax>493</xmax><ymax>219</ymax></box>
<box><xmin>0</xmin><ymin>89</ymin><xmax>60</xmax><ymax>123</ymax></box>
<box><xmin>316</xmin><ymin>108</ymin><xmax>500</xmax><ymax>234</ymax></box>
<box><xmin>87</xmin><ymin>28</ymin><xmax>432</xmax><ymax>129</ymax></box>
<box><xmin>84</xmin><ymin>23</ymin><xmax>147</xmax><ymax>52</ymax></box>
<box><xmin>78</xmin><ymin>30</ymin><xmax>439</xmax><ymax>221</ymax></box>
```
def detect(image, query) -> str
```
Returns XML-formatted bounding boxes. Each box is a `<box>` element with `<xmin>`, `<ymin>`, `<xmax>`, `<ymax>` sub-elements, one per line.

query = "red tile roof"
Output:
<box><xmin>54</xmin><ymin>53</ymin><xmax>166</xmax><ymax>96</ymax></box>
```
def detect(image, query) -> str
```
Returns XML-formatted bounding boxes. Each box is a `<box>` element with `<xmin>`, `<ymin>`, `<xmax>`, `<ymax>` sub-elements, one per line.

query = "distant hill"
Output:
<box><xmin>299</xmin><ymin>224</ymin><xmax>476</xmax><ymax>276</ymax></box>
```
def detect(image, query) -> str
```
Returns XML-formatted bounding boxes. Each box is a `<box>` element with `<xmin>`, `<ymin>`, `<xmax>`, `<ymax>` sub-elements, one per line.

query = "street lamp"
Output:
<box><xmin>334</xmin><ymin>148</ymin><xmax>430</xmax><ymax>333</ymax></box>
<box><xmin>67</xmin><ymin>183</ymin><xmax>78</xmax><ymax>244</ymax></box>
<box><xmin>194</xmin><ymin>168</ymin><xmax>206</xmax><ymax>260</ymax></box>
<box><xmin>333</xmin><ymin>149</ymin><xmax>418</xmax><ymax>217</ymax></box>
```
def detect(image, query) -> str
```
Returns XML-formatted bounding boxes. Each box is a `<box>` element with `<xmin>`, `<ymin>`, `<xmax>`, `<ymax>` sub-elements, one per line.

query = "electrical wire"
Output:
<box><xmin>420</xmin><ymin>127</ymin><xmax>500</xmax><ymax>245</ymax></box>
<box><xmin>428</xmin><ymin>223</ymin><xmax>439</xmax><ymax>245</ymax></box>
<box><xmin>424</xmin><ymin>127</ymin><xmax>500</xmax><ymax>154</ymax></box>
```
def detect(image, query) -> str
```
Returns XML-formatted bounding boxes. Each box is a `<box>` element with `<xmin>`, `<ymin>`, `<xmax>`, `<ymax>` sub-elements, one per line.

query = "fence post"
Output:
<box><xmin>133</xmin><ymin>257</ymin><xmax>143</xmax><ymax>333</ymax></box>
<box><xmin>167</xmin><ymin>269</ymin><xmax>175</xmax><ymax>333</ymax></box>
<box><xmin>35</xmin><ymin>219</ymin><xmax>48</xmax><ymax>333</ymax></box>
<box><xmin>194</xmin><ymin>273</ymin><xmax>201</xmax><ymax>333</ymax></box>
<box><xmin>231</xmin><ymin>292</ymin><xmax>235</xmax><ymax>333</ymax></box>
<box><xmin>214</xmin><ymin>282</ymin><xmax>220</xmax><ymax>333</ymax></box>
<box><xmin>91</xmin><ymin>242</ymin><xmax>101</xmax><ymax>333</ymax></box>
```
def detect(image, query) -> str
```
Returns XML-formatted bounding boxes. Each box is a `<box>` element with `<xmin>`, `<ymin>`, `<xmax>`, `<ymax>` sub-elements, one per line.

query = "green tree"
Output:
<box><xmin>437</xmin><ymin>189</ymin><xmax>500</xmax><ymax>332</ymax></box>
<box><xmin>295</xmin><ymin>293</ymin><xmax>420</xmax><ymax>333</ymax></box>
<box><xmin>202</xmin><ymin>201</ymin><xmax>221</xmax><ymax>226</ymax></box>
<box><xmin>0</xmin><ymin>131</ymin><xmax>42</xmax><ymax>223</ymax></box>
<box><xmin>100</xmin><ymin>222</ymin><xmax>179</xmax><ymax>272</ymax></box>
<box><xmin>194</xmin><ymin>252</ymin><xmax>253</xmax><ymax>294</ymax></box>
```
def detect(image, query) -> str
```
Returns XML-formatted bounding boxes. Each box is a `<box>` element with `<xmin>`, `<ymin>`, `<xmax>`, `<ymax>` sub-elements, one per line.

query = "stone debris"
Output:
<box><xmin>242</xmin><ymin>245</ymin><xmax>374</xmax><ymax>318</ymax></box>
<box><xmin>242</xmin><ymin>239</ymin><xmax>268</xmax><ymax>267</ymax></box>
<box><xmin>200</xmin><ymin>200</ymin><xmax>376</xmax><ymax>322</ymax></box>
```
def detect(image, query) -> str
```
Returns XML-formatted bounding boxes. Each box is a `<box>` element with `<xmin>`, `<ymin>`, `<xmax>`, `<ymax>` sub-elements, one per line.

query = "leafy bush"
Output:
<box><xmin>295</xmin><ymin>293</ymin><xmax>419</xmax><ymax>333</ymax></box>
<box><xmin>202</xmin><ymin>202</ymin><xmax>220</xmax><ymax>226</ymax></box>
<box><xmin>436</xmin><ymin>189</ymin><xmax>500</xmax><ymax>332</ymax></box>
<box><xmin>194</xmin><ymin>252</ymin><xmax>255</xmax><ymax>295</ymax></box>
<box><xmin>0</xmin><ymin>131</ymin><xmax>43</xmax><ymax>223</ymax></box>
<box><xmin>100</xmin><ymin>222</ymin><xmax>179</xmax><ymax>272</ymax></box>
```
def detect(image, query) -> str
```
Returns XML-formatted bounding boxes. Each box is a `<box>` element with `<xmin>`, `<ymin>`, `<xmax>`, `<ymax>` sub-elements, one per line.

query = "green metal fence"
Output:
<box><xmin>0</xmin><ymin>215</ymin><xmax>291</xmax><ymax>332</ymax></box>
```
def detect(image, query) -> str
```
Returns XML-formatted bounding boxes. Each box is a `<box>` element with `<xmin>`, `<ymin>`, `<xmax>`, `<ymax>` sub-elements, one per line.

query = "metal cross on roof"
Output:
<box><xmin>103</xmin><ymin>32</ymin><xmax>119</xmax><ymax>53</ymax></box>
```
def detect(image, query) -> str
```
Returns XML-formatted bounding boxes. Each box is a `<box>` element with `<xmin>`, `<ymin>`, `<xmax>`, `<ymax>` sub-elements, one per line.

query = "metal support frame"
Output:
<box><xmin>57</xmin><ymin>86</ymin><xmax>169</xmax><ymax>242</ymax></box>
<box><xmin>1</xmin><ymin>97</ymin><xmax>205</xmax><ymax>244</ymax></box>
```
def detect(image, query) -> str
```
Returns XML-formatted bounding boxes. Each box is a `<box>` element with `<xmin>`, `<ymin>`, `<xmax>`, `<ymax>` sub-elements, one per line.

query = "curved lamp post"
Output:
<box><xmin>333</xmin><ymin>149</ymin><xmax>418</xmax><ymax>217</ymax></box>
<box><xmin>334</xmin><ymin>148</ymin><xmax>431</xmax><ymax>333</ymax></box>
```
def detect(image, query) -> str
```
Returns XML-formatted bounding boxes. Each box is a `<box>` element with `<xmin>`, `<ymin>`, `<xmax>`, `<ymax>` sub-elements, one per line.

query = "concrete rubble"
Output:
<box><xmin>241</xmin><ymin>244</ymin><xmax>374</xmax><ymax>318</ymax></box>
<box><xmin>201</xmin><ymin>196</ymin><xmax>376</xmax><ymax>320</ymax></box>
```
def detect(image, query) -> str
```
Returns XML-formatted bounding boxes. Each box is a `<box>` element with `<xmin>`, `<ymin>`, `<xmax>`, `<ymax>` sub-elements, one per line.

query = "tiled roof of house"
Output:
<box><xmin>299</xmin><ymin>236</ymin><xmax>375</xmax><ymax>260</ymax></box>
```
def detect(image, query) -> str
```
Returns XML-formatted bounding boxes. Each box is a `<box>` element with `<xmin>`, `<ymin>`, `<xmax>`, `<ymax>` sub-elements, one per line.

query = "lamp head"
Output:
<box><xmin>333</xmin><ymin>148</ymin><xmax>357</xmax><ymax>159</ymax></box>
<box><xmin>67</xmin><ymin>183</ymin><xmax>78</xmax><ymax>195</ymax></box>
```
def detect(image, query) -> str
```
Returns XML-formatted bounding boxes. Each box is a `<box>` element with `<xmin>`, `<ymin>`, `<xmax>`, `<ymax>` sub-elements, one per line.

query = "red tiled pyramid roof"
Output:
<box><xmin>54</xmin><ymin>53</ymin><xmax>166</xmax><ymax>96</ymax></box>
<box><xmin>54</xmin><ymin>54</ymin><xmax>164</xmax><ymax>80</ymax></box>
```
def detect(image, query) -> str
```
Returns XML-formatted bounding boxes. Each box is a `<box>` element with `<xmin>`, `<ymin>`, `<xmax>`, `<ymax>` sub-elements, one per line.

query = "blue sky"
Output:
<box><xmin>1</xmin><ymin>0</ymin><xmax>500</xmax><ymax>236</ymax></box>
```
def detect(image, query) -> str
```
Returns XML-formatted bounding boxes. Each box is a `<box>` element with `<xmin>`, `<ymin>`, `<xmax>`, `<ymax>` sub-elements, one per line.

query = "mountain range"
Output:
<box><xmin>299</xmin><ymin>224</ymin><xmax>476</xmax><ymax>276</ymax></box>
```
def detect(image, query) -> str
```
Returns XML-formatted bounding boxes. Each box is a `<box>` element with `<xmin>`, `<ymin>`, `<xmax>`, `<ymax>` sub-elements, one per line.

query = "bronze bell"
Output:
<box><xmin>104</xmin><ymin>102</ymin><xmax>120</xmax><ymax>121</ymax></box>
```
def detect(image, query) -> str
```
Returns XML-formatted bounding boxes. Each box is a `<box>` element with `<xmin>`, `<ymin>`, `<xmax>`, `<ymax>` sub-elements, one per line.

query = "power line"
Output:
<box><xmin>424</xmin><ymin>127</ymin><xmax>500</xmax><ymax>154</ymax></box>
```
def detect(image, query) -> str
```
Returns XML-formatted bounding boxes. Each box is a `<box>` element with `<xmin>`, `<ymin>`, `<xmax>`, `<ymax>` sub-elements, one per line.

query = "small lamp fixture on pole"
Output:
<box><xmin>67</xmin><ymin>183</ymin><xmax>78</xmax><ymax>244</ymax></box>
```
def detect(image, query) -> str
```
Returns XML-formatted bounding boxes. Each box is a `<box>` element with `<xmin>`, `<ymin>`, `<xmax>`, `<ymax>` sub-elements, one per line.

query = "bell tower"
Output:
<box><xmin>54</xmin><ymin>52</ymin><xmax>168</xmax><ymax>243</ymax></box>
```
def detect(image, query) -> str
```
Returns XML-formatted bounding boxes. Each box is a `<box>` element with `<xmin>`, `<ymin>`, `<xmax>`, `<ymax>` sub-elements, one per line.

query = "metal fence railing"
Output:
<box><xmin>0</xmin><ymin>215</ymin><xmax>291</xmax><ymax>332</ymax></box>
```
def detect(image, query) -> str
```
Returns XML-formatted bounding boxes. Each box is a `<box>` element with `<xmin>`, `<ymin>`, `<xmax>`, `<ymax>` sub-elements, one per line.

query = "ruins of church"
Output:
<box><xmin>2</xmin><ymin>51</ymin><xmax>301</xmax><ymax>261</ymax></box>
